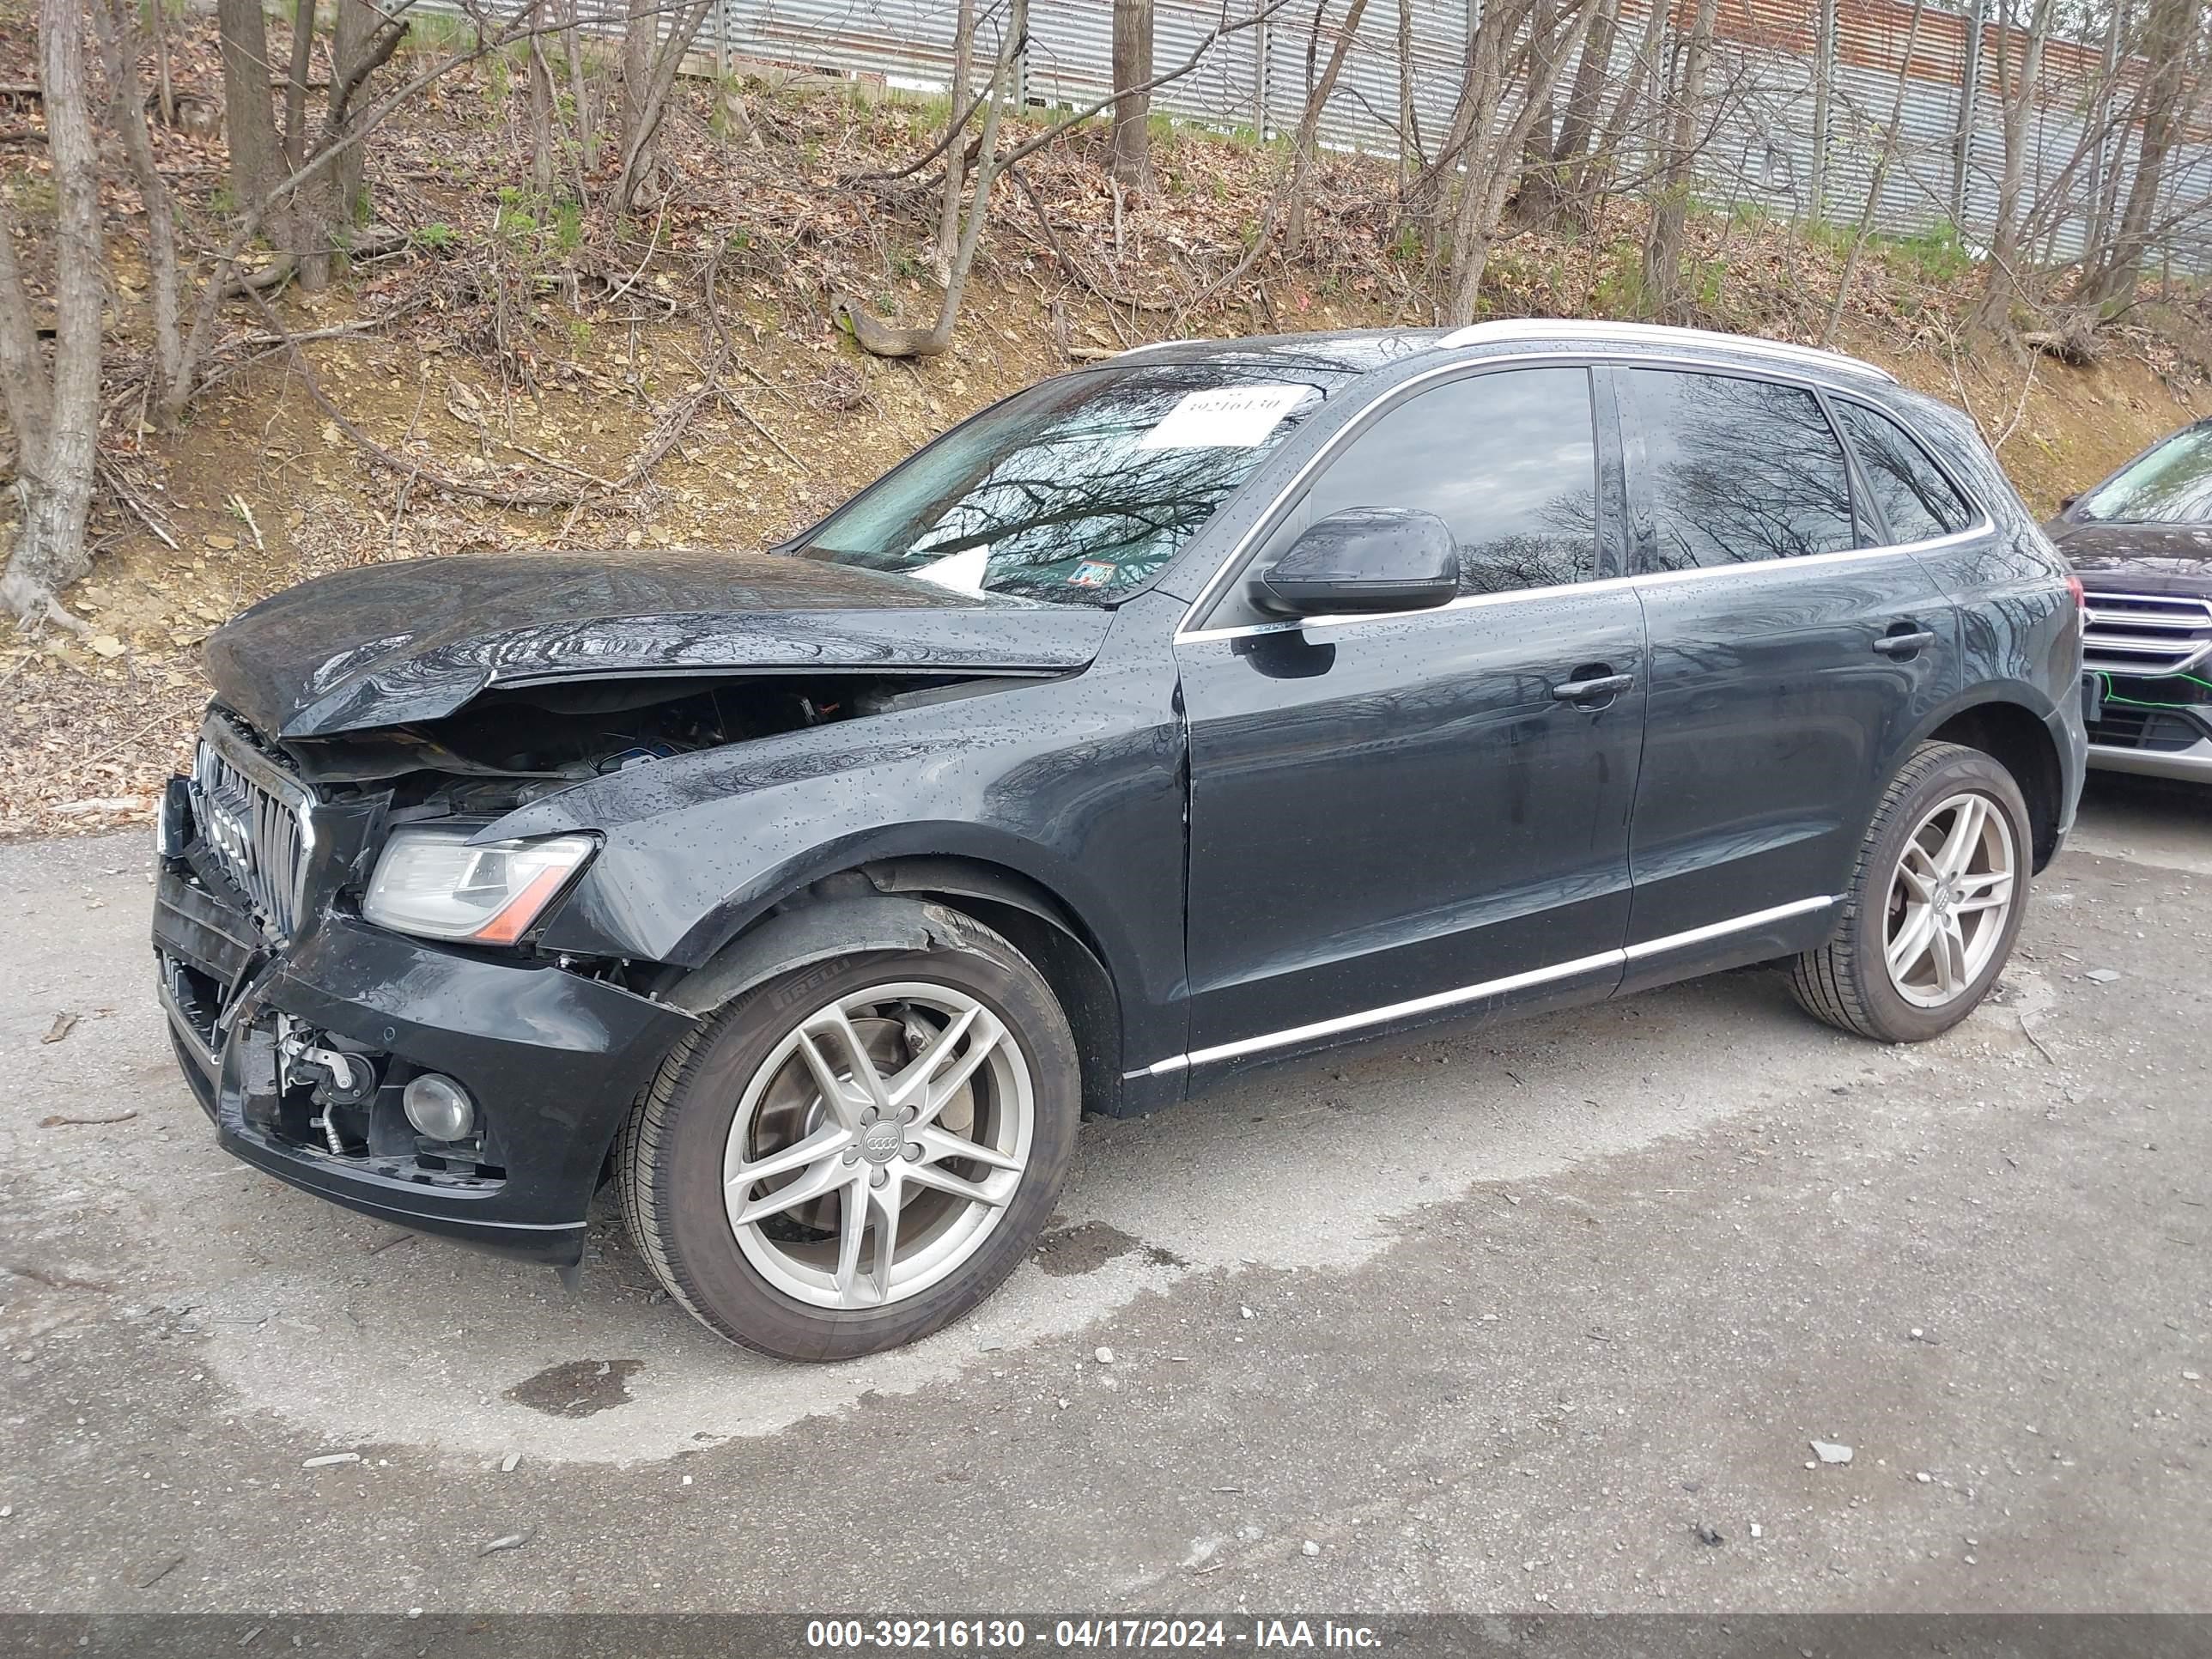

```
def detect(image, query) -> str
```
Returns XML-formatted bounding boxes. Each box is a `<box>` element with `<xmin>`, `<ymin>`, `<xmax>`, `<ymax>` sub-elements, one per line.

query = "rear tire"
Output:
<box><xmin>617</xmin><ymin>908</ymin><xmax>1079</xmax><ymax>1361</ymax></box>
<box><xmin>1788</xmin><ymin>741</ymin><xmax>2031</xmax><ymax>1043</ymax></box>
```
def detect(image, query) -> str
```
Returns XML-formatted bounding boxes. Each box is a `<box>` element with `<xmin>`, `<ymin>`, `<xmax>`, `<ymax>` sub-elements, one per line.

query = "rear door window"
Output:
<box><xmin>1626</xmin><ymin>370</ymin><xmax>1857</xmax><ymax>568</ymax></box>
<box><xmin>1832</xmin><ymin>399</ymin><xmax>1973</xmax><ymax>543</ymax></box>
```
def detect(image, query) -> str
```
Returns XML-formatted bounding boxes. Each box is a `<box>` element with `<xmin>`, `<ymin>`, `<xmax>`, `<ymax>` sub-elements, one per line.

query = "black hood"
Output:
<box><xmin>204</xmin><ymin>550</ymin><xmax>1113</xmax><ymax>739</ymax></box>
<box><xmin>2045</xmin><ymin>514</ymin><xmax>2212</xmax><ymax>596</ymax></box>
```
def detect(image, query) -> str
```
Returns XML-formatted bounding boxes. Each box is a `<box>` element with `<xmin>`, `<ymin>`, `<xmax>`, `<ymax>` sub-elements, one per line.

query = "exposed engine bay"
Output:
<box><xmin>284</xmin><ymin>672</ymin><xmax>1009</xmax><ymax>813</ymax></box>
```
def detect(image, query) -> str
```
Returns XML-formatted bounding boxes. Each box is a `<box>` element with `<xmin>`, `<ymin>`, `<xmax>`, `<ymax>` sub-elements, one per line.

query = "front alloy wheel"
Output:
<box><xmin>725</xmin><ymin>984</ymin><xmax>1033</xmax><ymax>1310</ymax></box>
<box><xmin>619</xmin><ymin>908</ymin><xmax>1079</xmax><ymax>1361</ymax></box>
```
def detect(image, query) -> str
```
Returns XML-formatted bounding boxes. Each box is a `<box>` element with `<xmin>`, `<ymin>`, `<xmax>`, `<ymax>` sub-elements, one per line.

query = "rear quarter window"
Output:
<box><xmin>1833</xmin><ymin>399</ymin><xmax>1973</xmax><ymax>543</ymax></box>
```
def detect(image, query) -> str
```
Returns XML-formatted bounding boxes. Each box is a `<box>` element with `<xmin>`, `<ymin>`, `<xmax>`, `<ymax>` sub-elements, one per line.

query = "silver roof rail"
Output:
<box><xmin>1435</xmin><ymin>319</ymin><xmax>1898</xmax><ymax>384</ymax></box>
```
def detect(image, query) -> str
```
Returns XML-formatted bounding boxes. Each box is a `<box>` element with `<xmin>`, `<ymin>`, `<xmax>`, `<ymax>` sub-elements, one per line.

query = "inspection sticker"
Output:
<box><xmin>1136</xmin><ymin>384</ymin><xmax>1310</xmax><ymax>451</ymax></box>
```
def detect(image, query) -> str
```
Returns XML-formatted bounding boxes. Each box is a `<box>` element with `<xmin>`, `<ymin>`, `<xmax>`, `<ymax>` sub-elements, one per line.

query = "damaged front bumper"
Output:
<box><xmin>155</xmin><ymin>831</ymin><xmax>693</xmax><ymax>1269</ymax></box>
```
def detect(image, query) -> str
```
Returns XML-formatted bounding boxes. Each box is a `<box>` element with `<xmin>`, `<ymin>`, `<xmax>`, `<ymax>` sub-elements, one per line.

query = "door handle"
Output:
<box><xmin>1551</xmin><ymin>672</ymin><xmax>1636</xmax><ymax>702</ymax></box>
<box><xmin>1873</xmin><ymin>629</ymin><xmax>1938</xmax><ymax>657</ymax></box>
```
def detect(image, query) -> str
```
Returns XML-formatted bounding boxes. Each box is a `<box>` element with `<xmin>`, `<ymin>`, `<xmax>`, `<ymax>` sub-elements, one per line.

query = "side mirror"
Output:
<box><xmin>2057</xmin><ymin>493</ymin><xmax>2080</xmax><ymax>514</ymax></box>
<box><xmin>1250</xmin><ymin>507</ymin><xmax>1460</xmax><ymax>619</ymax></box>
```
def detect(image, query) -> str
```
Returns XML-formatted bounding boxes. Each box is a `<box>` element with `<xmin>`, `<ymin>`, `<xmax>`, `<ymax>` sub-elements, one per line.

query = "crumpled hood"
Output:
<box><xmin>204</xmin><ymin>550</ymin><xmax>1113</xmax><ymax>738</ymax></box>
<box><xmin>2045</xmin><ymin>515</ymin><xmax>2212</xmax><ymax>595</ymax></box>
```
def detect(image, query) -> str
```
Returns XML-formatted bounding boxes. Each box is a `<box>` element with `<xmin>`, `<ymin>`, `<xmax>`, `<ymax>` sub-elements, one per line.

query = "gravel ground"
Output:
<box><xmin>0</xmin><ymin>775</ymin><xmax>2205</xmax><ymax>1617</ymax></box>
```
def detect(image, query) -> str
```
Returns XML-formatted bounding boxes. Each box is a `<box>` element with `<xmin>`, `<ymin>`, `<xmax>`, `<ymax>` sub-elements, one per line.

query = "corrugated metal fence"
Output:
<box><xmin>524</xmin><ymin>0</ymin><xmax>2212</xmax><ymax>275</ymax></box>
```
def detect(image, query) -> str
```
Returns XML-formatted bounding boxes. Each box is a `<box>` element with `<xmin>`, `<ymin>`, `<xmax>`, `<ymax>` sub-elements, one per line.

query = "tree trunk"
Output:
<box><xmin>564</xmin><ymin>0</ymin><xmax>599</xmax><ymax>174</ymax></box>
<box><xmin>1109</xmin><ymin>0</ymin><xmax>1153</xmax><ymax>187</ymax></box>
<box><xmin>1394</xmin><ymin>0</ymin><xmax>1420</xmax><ymax>200</ymax></box>
<box><xmin>1</xmin><ymin>0</ymin><xmax>103</xmax><ymax>628</ymax></box>
<box><xmin>283</xmin><ymin>0</ymin><xmax>315</xmax><ymax>167</ymax></box>
<box><xmin>622</xmin><ymin>0</ymin><xmax>655</xmax><ymax>168</ymax></box>
<box><xmin>1443</xmin><ymin>0</ymin><xmax>1602</xmax><ymax>322</ymax></box>
<box><xmin>2081</xmin><ymin>0</ymin><xmax>2191</xmax><ymax>308</ymax></box>
<box><xmin>1511</xmin><ymin>0</ymin><xmax>1563</xmax><ymax>226</ymax></box>
<box><xmin>1286</xmin><ymin>0</ymin><xmax>1370</xmax><ymax>256</ymax></box>
<box><xmin>1972</xmin><ymin>0</ymin><xmax>2055</xmax><ymax>334</ymax></box>
<box><xmin>216</xmin><ymin>0</ymin><xmax>285</xmax><ymax>212</ymax></box>
<box><xmin>1643</xmin><ymin>0</ymin><xmax>1720</xmax><ymax>320</ymax></box>
<box><xmin>94</xmin><ymin>0</ymin><xmax>186</xmax><ymax>421</ymax></box>
<box><xmin>936</xmin><ymin>0</ymin><xmax>976</xmax><ymax>280</ymax></box>
<box><xmin>153</xmin><ymin>0</ymin><xmax>175</xmax><ymax>125</ymax></box>
<box><xmin>614</xmin><ymin>0</ymin><xmax>714</xmax><ymax>210</ymax></box>
<box><xmin>842</xmin><ymin>0</ymin><xmax>1025</xmax><ymax>358</ymax></box>
<box><xmin>1551</xmin><ymin>0</ymin><xmax>1615</xmax><ymax>179</ymax></box>
<box><xmin>529</xmin><ymin>30</ymin><xmax>558</xmax><ymax>198</ymax></box>
<box><xmin>331</xmin><ymin>0</ymin><xmax>382</xmax><ymax>228</ymax></box>
<box><xmin>1581</xmin><ymin>0</ymin><xmax>1666</xmax><ymax>209</ymax></box>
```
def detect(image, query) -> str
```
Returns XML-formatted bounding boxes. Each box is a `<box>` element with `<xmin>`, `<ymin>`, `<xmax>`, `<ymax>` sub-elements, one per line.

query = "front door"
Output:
<box><xmin>1174</xmin><ymin>364</ymin><xmax>1645</xmax><ymax>1066</ymax></box>
<box><xmin>1613</xmin><ymin>366</ymin><xmax>1960</xmax><ymax>987</ymax></box>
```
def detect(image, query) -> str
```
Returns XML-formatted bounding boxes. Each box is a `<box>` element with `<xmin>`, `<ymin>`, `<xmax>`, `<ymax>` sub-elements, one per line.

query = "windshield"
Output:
<box><xmin>794</xmin><ymin>362</ymin><xmax>1343</xmax><ymax>604</ymax></box>
<box><xmin>2076</xmin><ymin>425</ymin><xmax>2212</xmax><ymax>524</ymax></box>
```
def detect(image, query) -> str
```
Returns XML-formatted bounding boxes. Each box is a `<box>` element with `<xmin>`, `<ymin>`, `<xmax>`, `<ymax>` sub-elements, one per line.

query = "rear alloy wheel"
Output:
<box><xmin>1789</xmin><ymin>741</ymin><xmax>2033</xmax><ymax>1043</ymax></box>
<box><xmin>1881</xmin><ymin>791</ymin><xmax>2017</xmax><ymax>1009</ymax></box>
<box><xmin>618</xmin><ymin>910</ymin><xmax>1079</xmax><ymax>1360</ymax></box>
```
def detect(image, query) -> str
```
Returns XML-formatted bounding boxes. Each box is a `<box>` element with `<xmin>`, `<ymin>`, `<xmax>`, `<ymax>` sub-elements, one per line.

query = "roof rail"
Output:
<box><xmin>1435</xmin><ymin>319</ymin><xmax>1898</xmax><ymax>384</ymax></box>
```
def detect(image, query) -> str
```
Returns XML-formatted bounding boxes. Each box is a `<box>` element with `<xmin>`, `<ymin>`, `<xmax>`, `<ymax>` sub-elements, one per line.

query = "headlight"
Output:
<box><xmin>362</xmin><ymin>827</ymin><xmax>595</xmax><ymax>945</ymax></box>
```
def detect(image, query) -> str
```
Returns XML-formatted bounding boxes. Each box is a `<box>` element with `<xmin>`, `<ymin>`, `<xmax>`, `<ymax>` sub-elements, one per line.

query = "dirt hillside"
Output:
<box><xmin>3</xmin><ymin>28</ymin><xmax>2209</xmax><ymax>838</ymax></box>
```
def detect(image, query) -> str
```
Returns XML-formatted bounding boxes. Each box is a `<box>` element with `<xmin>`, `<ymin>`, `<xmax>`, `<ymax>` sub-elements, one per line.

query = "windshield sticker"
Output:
<box><xmin>911</xmin><ymin>544</ymin><xmax>992</xmax><ymax>594</ymax></box>
<box><xmin>1067</xmin><ymin>560</ymin><xmax>1117</xmax><ymax>588</ymax></box>
<box><xmin>1136</xmin><ymin>384</ymin><xmax>1311</xmax><ymax>451</ymax></box>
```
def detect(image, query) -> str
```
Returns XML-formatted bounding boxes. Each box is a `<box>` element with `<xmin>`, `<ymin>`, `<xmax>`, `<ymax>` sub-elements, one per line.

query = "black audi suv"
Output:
<box><xmin>155</xmin><ymin>321</ymin><xmax>2087</xmax><ymax>1360</ymax></box>
<box><xmin>2046</xmin><ymin>417</ymin><xmax>2212</xmax><ymax>781</ymax></box>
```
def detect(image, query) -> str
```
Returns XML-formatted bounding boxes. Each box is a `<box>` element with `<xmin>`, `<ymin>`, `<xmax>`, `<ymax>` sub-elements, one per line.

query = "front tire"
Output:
<box><xmin>1788</xmin><ymin>741</ymin><xmax>2032</xmax><ymax>1043</ymax></box>
<box><xmin>617</xmin><ymin>909</ymin><xmax>1080</xmax><ymax>1361</ymax></box>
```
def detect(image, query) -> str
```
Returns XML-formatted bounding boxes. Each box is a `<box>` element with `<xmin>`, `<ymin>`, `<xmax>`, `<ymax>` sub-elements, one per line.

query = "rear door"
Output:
<box><xmin>1615</xmin><ymin>366</ymin><xmax>1961</xmax><ymax>988</ymax></box>
<box><xmin>1175</xmin><ymin>364</ymin><xmax>1646</xmax><ymax>1064</ymax></box>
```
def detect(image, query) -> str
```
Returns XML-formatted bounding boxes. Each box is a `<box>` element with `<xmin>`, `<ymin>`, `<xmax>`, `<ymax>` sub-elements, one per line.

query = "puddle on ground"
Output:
<box><xmin>503</xmin><ymin>1358</ymin><xmax>644</xmax><ymax>1417</ymax></box>
<box><xmin>1032</xmin><ymin>1220</ymin><xmax>1186</xmax><ymax>1277</ymax></box>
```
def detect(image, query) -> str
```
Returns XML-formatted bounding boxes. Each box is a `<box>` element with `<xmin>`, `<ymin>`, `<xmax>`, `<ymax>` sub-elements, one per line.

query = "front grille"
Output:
<box><xmin>188</xmin><ymin>714</ymin><xmax>314</xmax><ymax>942</ymax></box>
<box><xmin>2081</xmin><ymin>590</ymin><xmax>2212</xmax><ymax>677</ymax></box>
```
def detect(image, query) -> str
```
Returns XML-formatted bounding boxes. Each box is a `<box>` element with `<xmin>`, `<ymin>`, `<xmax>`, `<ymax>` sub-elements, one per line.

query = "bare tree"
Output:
<box><xmin>1643</xmin><ymin>0</ymin><xmax>1722</xmax><ymax>319</ymax></box>
<box><xmin>216</xmin><ymin>0</ymin><xmax>287</xmax><ymax>223</ymax></box>
<box><xmin>841</xmin><ymin>0</ymin><xmax>1291</xmax><ymax>356</ymax></box>
<box><xmin>564</xmin><ymin>0</ymin><xmax>600</xmax><ymax>174</ymax></box>
<box><xmin>1418</xmin><ymin>0</ymin><xmax>1600</xmax><ymax>322</ymax></box>
<box><xmin>1973</xmin><ymin>0</ymin><xmax>2058</xmax><ymax>334</ymax></box>
<box><xmin>1286</xmin><ymin>0</ymin><xmax>1372</xmax><ymax>256</ymax></box>
<box><xmin>936</xmin><ymin>0</ymin><xmax>977</xmax><ymax>281</ymax></box>
<box><xmin>529</xmin><ymin>26</ymin><xmax>559</xmax><ymax>198</ymax></box>
<box><xmin>2081</xmin><ymin>0</ymin><xmax>2195</xmax><ymax>307</ymax></box>
<box><xmin>94</xmin><ymin>0</ymin><xmax>185</xmax><ymax>413</ymax></box>
<box><xmin>331</xmin><ymin>0</ymin><xmax>386</xmax><ymax>229</ymax></box>
<box><xmin>614</xmin><ymin>0</ymin><xmax>714</xmax><ymax>210</ymax></box>
<box><xmin>842</xmin><ymin>0</ymin><xmax>1026</xmax><ymax>358</ymax></box>
<box><xmin>1547</xmin><ymin>0</ymin><xmax>1618</xmax><ymax>218</ymax></box>
<box><xmin>1821</xmin><ymin>0</ymin><xmax>1929</xmax><ymax>346</ymax></box>
<box><xmin>0</xmin><ymin>0</ymin><xmax>103</xmax><ymax>628</ymax></box>
<box><xmin>282</xmin><ymin>0</ymin><xmax>317</xmax><ymax>168</ymax></box>
<box><xmin>1109</xmin><ymin>0</ymin><xmax>1154</xmax><ymax>188</ymax></box>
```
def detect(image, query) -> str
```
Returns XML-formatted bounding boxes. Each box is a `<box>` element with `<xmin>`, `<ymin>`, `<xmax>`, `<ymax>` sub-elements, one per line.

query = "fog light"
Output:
<box><xmin>402</xmin><ymin>1073</ymin><xmax>476</xmax><ymax>1142</ymax></box>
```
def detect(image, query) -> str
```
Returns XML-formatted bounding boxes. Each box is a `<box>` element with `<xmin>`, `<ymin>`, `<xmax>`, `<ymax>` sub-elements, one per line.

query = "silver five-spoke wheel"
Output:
<box><xmin>1884</xmin><ymin>790</ymin><xmax>2016</xmax><ymax>1008</ymax></box>
<box><xmin>723</xmin><ymin>982</ymin><xmax>1035</xmax><ymax>1310</ymax></box>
